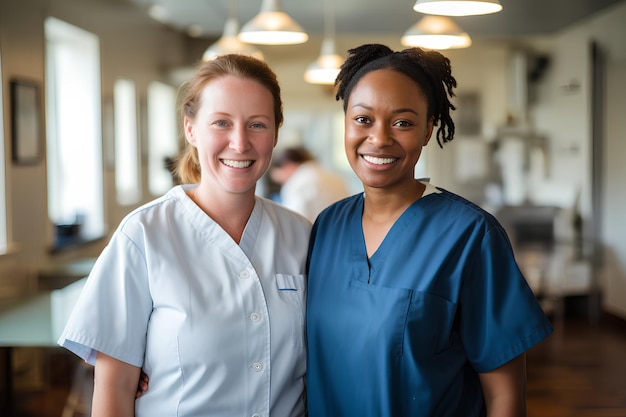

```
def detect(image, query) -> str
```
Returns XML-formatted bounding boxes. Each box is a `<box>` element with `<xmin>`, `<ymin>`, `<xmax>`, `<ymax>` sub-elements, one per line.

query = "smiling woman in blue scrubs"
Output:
<box><xmin>306</xmin><ymin>44</ymin><xmax>553</xmax><ymax>417</ymax></box>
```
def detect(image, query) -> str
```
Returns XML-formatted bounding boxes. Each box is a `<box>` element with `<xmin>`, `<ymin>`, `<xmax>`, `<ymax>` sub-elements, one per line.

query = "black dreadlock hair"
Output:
<box><xmin>334</xmin><ymin>44</ymin><xmax>457</xmax><ymax>148</ymax></box>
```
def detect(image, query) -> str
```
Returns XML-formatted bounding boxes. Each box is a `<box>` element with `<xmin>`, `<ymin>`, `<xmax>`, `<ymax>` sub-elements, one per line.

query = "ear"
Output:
<box><xmin>184</xmin><ymin>117</ymin><xmax>196</xmax><ymax>146</ymax></box>
<box><xmin>423</xmin><ymin>117</ymin><xmax>435</xmax><ymax>147</ymax></box>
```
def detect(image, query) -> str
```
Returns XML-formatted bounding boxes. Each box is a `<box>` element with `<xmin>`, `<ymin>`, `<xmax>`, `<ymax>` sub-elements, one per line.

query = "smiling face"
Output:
<box><xmin>184</xmin><ymin>75</ymin><xmax>276</xmax><ymax>197</ymax></box>
<box><xmin>344</xmin><ymin>68</ymin><xmax>434</xmax><ymax>192</ymax></box>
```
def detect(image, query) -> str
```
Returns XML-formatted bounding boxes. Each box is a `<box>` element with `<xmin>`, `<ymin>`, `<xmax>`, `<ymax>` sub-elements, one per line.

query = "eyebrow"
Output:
<box><xmin>210</xmin><ymin>112</ymin><xmax>272</xmax><ymax>120</ymax></box>
<box><xmin>350</xmin><ymin>103</ymin><xmax>419</xmax><ymax>116</ymax></box>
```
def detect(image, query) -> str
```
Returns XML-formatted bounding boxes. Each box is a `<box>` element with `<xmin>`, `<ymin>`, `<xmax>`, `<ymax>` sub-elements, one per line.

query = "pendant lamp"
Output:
<box><xmin>304</xmin><ymin>0</ymin><xmax>343</xmax><ymax>85</ymax></box>
<box><xmin>203</xmin><ymin>17</ymin><xmax>264</xmax><ymax>61</ymax></box>
<box><xmin>402</xmin><ymin>15</ymin><xmax>471</xmax><ymax>50</ymax></box>
<box><xmin>304</xmin><ymin>39</ymin><xmax>344</xmax><ymax>85</ymax></box>
<box><xmin>148</xmin><ymin>3</ymin><xmax>168</xmax><ymax>23</ymax></box>
<box><xmin>413</xmin><ymin>0</ymin><xmax>502</xmax><ymax>16</ymax></box>
<box><xmin>239</xmin><ymin>0</ymin><xmax>308</xmax><ymax>45</ymax></box>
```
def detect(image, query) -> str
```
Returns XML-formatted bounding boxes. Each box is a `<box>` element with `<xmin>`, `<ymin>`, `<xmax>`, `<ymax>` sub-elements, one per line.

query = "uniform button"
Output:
<box><xmin>252</xmin><ymin>362</ymin><xmax>263</xmax><ymax>372</ymax></box>
<box><xmin>239</xmin><ymin>270</ymin><xmax>250</xmax><ymax>279</ymax></box>
<box><xmin>251</xmin><ymin>414</ymin><xmax>261</xmax><ymax>417</ymax></box>
<box><xmin>249</xmin><ymin>312</ymin><xmax>261</xmax><ymax>322</ymax></box>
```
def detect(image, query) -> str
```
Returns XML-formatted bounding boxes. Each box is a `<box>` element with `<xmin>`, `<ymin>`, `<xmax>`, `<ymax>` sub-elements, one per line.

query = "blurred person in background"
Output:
<box><xmin>270</xmin><ymin>146</ymin><xmax>350</xmax><ymax>222</ymax></box>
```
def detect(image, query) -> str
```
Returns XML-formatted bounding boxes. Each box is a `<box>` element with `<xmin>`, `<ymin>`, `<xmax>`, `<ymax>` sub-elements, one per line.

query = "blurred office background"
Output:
<box><xmin>1</xmin><ymin>0</ymin><xmax>626</xmax><ymax>415</ymax></box>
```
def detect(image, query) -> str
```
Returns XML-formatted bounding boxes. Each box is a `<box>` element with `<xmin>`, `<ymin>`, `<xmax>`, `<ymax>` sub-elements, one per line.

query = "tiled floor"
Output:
<box><xmin>9</xmin><ymin>313</ymin><xmax>626</xmax><ymax>417</ymax></box>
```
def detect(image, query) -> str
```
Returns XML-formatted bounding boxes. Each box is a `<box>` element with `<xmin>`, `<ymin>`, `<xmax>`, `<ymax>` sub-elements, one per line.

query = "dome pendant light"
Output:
<box><xmin>413</xmin><ymin>0</ymin><xmax>502</xmax><ymax>16</ymax></box>
<box><xmin>203</xmin><ymin>18</ymin><xmax>264</xmax><ymax>61</ymax></box>
<box><xmin>304</xmin><ymin>39</ymin><xmax>344</xmax><ymax>85</ymax></box>
<box><xmin>402</xmin><ymin>15</ymin><xmax>471</xmax><ymax>50</ymax></box>
<box><xmin>239</xmin><ymin>0</ymin><xmax>309</xmax><ymax>45</ymax></box>
<box><xmin>304</xmin><ymin>0</ymin><xmax>343</xmax><ymax>85</ymax></box>
<box><xmin>202</xmin><ymin>0</ymin><xmax>264</xmax><ymax>61</ymax></box>
<box><xmin>203</xmin><ymin>0</ymin><xmax>265</xmax><ymax>63</ymax></box>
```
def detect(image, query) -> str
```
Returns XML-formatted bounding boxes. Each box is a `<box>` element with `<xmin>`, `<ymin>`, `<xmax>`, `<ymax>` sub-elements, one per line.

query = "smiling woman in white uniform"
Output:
<box><xmin>58</xmin><ymin>55</ymin><xmax>311</xmax><ymax>417</ymax></box>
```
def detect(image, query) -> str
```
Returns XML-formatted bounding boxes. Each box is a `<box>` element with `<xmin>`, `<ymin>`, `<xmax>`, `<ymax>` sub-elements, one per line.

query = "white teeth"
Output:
<box><xmin>222</xmin><ymin>159</ymin><xmax>252</xmax><ymax>168</ymax></box>
<box><xmin>363</xmin><ymin>155</ymin><xmax>397</xmax><ymax>165</ymax></box>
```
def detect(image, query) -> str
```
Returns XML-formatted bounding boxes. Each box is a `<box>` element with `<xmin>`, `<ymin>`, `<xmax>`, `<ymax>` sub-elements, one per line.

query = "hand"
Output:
<box><xmin>135</xmin><ymin>370</ymin><xmax>149</xmax><ymax>398</ymax></box>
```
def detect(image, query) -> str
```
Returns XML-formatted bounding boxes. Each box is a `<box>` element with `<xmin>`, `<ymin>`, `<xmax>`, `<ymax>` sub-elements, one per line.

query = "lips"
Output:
<box><xmin>221</xmin><ymin>159</ymin><xmax>253</xmax><ymax>168</ymax></box>
<box><xmin>362</xmin><ymin>155</ymin><xmax>398</xmax><ymax>165</ymax></box>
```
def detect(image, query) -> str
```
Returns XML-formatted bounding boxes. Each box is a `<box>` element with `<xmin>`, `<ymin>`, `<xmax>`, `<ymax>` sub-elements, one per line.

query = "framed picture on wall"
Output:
<box><xmin>11</xmin><ymin>79</ymin><xmax>43</xmax><ymax>164</ymax></box>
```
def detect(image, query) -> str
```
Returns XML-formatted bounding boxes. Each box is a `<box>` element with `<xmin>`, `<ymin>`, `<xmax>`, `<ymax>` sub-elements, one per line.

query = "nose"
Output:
<box><xmin>368</xmin><ymin>122</ymin><xmax>393</xmax><ymax>147</ymax></box>
<box><xmin>229</xmin><ymin>125</ymin><xmax>251</xmax><ymax>153</ymax></box>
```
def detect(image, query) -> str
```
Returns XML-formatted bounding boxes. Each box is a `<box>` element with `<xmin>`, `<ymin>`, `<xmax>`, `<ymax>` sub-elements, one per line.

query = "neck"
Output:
<box><xmin>188</xmin><ymin>184</ymin><xmax>256</xmax><ymax>244</ymax></box>
<box><xmin>362</xmin><ymin>180</ymin><xmax>425</xmax><ymax>223</ymax></box>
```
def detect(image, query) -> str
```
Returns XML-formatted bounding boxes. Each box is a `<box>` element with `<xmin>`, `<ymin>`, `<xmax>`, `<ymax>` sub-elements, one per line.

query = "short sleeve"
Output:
<box><xmin>57</xmin><ymin>231</ymin><xmax>153</xmax><ymax>367</ymax></box>
<box><xmin>459</xmin><ymin>225</ymin><xmax>553</xmax><ymax>373</ymax></box>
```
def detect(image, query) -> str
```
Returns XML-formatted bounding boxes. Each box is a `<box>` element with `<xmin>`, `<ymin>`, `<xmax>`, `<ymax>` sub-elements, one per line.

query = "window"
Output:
<box><xmin>0</xmin><ymin>52</ymin><xmax>7</xmax><ymax>253</ymax></box>
<box><xmin>45</xmin><ymin>18</ymin><xmax>104</xmax><ymax>247</ymax></box>
<box><xmin>114</xmin><ymin>79</ymin><xmax>141</xmax><ymax>205</ymax></box>
<box><xmin>147</xmin><ymin>81</ymin><xmax>178</xmax><ymax>195</ymax></box>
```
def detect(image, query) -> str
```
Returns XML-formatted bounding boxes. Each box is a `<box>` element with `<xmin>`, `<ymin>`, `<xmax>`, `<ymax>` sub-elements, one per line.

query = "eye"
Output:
<box><xmin>394</xmin><ymin>120</ymin><xmax>413</xmax><ymax>128</ymax></box>
<box><xmin>250</xmin><ymin>121</ymin><xmax>267</xmax><ymax>129</ymax></box>
<box><xmin>354</xmin><ymin>116</ymin><xmax>371</xmax><ymax>124</ymax></box>
<box><xmin>213</xmin><ymin>120</ymin><xmax>230</xmax><ymax>127</ymax></box>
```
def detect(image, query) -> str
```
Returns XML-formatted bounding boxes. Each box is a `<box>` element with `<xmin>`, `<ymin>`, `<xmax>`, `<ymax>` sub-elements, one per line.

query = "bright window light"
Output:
<box><xmin>147</xmin><ymin>81</ymin><xmax>178</xmax><ymax>195</ymax></box>
<box><xmin>114</xmin><ymin>79</ymin><xmax>141</xmax><ymax>205</ymax></box>
<box><xmin>0</xmin><ymin>53</ymin><xmax>6</xmax><ymax>253</ymax></box>
<box><xmin>45</xmin><ymin>17</ymin><xmax>104</xmax><ymax>244</ymax></box>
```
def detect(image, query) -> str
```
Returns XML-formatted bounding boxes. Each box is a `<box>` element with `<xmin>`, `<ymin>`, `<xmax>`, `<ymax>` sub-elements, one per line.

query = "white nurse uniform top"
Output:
<box><xmin>58</xmin><ymin>185</ymin><xmax>311</xmax><ymax>417</ymax></box>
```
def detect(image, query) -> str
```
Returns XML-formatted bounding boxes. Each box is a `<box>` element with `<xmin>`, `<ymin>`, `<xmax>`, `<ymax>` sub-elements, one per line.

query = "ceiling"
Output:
<box><xmin>127</xmin><ymin>0</ymin><xmax>624</xmax><ymax>41</ymax></box>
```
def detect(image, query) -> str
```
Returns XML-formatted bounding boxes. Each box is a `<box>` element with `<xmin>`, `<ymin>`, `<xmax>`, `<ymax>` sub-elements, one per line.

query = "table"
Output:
<box><xmin>0</xmin><ymin>278</ymin><xmax>86</xmax><ymax>415</ymax></box>
<box><xmin>38</xmin><ymin>258</ymin><xmax>95</xmax><ymax>290</ymax></box>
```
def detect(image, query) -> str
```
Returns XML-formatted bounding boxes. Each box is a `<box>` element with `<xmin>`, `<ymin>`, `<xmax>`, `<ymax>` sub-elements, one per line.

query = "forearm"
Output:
<box><xmin>92</xmin><ymin>352</ymin><xmax>141</xmax><ymax>417</ymax></box>
<box><xmin>480</xmin><ymin>354</ymin><xmax>527</xmax><ymax>417</ymax></box>
<box><xmin>484</xmin><ymin>394</ymin><xmax>526</xmax><ymax>417</ymax></box>
<box><xmin>92</xmin><ymin>387</ymin><xmax>136</xmax><ymax>417</ymax></box>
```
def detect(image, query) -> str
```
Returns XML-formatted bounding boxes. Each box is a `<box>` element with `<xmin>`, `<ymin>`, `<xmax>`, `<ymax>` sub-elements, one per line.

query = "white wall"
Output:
<box><xmin>603</xmin><ymin>60</ymin><xmax>626</xmax><ymax>318</ymax></box>
<box><xmin>540</xmin><ymin>2</ymin><xmax>626</xmax><ymax>318</ymax></box>
<box><xmin>529</xmin><ymin>32</ymin><xmax>591</xmax><ymax>211</ymax></box>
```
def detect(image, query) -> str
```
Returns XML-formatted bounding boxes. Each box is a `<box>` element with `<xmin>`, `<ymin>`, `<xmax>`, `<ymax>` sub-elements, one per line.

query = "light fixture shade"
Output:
<box><xmin>148</xmin><ymin>4</ymin><xmax>169</xmax><ymax>23</ymax></box>
<box><xmin>402</xmin><ymin>15</ymin><xmax>471</xmax><ymax>50</ymax></box>
<box><xmin>239</xmin><ymin>0</ymin><xmax>309</xmax><ymax>45</ymax></box>
<box><xmin>413</xmin><ymin>0</ymin><xmax>502</xmax><ymax>16</ymax></box>
<box><xmin>304</xmin><ymin>38</ymin><xmax>343</xmax><ymax>85</ymax></box>
<box><xmin>203</xmin><ymin>18</ymin><xmax>264</xmax><ymax>61</ymax></box>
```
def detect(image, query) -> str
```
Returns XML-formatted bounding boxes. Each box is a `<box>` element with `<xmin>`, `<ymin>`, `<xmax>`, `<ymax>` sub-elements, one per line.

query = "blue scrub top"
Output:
<box><xmin>306</xmin><ymin>187</ymin><xmax>553</xmax><ymax>417</ymax></box>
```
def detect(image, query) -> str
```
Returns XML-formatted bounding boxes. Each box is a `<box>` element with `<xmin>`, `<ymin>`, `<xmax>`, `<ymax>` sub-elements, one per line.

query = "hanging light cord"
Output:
<box><xmin>202</xmin><ymin>0</ymin><xmax>233</xmax><ymax>25</ymax></box>
<box><xmin>229</xmin><ymin>0</ymin><xmax>238</xmax><ymax>22</ymax></box>
<box><xmin>325</xmin><ymin>0</ymin><xmax>334</xmax><ymax>41</ymax></box>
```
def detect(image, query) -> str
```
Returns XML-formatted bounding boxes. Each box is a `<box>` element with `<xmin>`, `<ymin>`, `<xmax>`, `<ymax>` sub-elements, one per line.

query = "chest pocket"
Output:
<box><xmin>347</xmin><ymin>280</ymin><xmax>457</xmax><ymax>358</ymax></box>
<box><xmin>276</xmin><ymin>273</ymin><xmax>305</xmax><ymax>292</ymax></box>
<box><xmin>346</xmin><ymin>279</ymin><xmax>412</xmax><ymax>358</ymax></box>
<box><xmin>405</xmin><ymin>290</ymin><xmax>458</xmax><ymax>356</ymax></box>
<box><xmin>275</xmin><ymin>274</ymin><xmax>307</xmax><ymax>350</ymax></box>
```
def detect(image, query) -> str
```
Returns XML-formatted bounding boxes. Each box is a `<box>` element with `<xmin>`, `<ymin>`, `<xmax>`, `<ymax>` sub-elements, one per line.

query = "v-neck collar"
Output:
<box><xmin>177</xmin><ymin>185</ymin><xmax>262</xmax><ymax>262</ymax></box>
<box><xmin>239</xmin><ymin>198</ymin><xmax>262</xmax><ymax>259</ymax></box>
<box><xmin>351</xmin><ymin>182</ymin><xmax>441</xmax><ymax>269</ymax></box>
